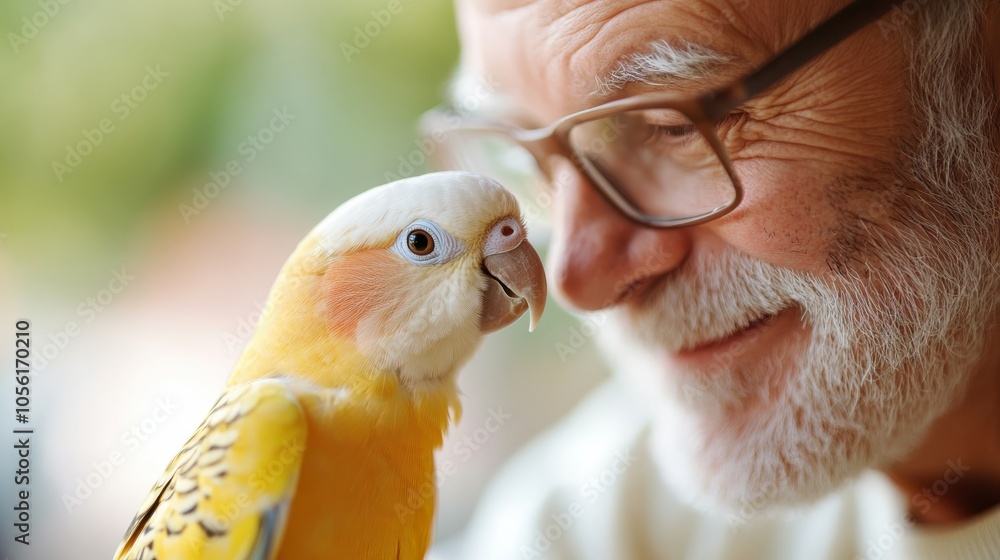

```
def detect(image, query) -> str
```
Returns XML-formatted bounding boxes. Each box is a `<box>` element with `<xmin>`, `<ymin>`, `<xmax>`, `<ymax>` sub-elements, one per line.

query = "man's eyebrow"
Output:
<box><xmin>591</xmin><ymin>39</ymin><xmax>738</xmax><ymax>98</ymax></box>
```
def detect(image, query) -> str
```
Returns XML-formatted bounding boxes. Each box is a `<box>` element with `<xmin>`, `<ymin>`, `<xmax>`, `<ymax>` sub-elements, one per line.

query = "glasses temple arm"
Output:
<box><xmin>707</xmin><ymin>0</ymin><xmax>902</xmax><ymax>117</ymax></box>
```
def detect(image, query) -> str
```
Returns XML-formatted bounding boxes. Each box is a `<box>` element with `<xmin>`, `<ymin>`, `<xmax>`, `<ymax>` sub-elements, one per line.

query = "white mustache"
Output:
<box><xmin>621</xmin><ymin>249</ymin><xmax>815</xmax><ymax>353</ymax></box>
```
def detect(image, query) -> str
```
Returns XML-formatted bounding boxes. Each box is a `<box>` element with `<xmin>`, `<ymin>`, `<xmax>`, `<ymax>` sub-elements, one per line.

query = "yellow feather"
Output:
<box><xmin>114</xmin><ymin>379</ymin><xmax>307</xmax><ymax>560</ymax></box>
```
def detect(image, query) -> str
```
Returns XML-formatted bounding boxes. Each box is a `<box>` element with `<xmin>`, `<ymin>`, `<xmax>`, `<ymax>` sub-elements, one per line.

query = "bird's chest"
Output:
<box><xmin>277</xmin><ymin>395</ymin><xmax>439</xmax><ymax>559</ymax></box>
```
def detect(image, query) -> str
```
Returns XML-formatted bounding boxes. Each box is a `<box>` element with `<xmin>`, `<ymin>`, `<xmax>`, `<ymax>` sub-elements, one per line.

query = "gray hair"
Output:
<box><xmin>851</xmin><ymin>0</ymin><xmax>1000</xmax><ymax>374</ymax></box>
<box><xmin>902</xmin><ymin>0</ymin><xmax>998</xmax><ymax>213</ymax></box>
<box><xmin>592</xmin><ymin>40</ymin><xmax>734</xmax><ymax>97</ymax></box>
<box><xmin>896</xmin><ymin>0</ymin><xmax>1000</xmax><ymax>298</ymax></box>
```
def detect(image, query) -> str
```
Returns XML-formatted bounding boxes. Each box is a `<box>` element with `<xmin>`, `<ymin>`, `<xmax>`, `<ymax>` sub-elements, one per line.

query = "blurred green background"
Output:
<box><xmin>0</xmin><ymin>1</ymin><xmax>608</xmax><ymax>558</ymax></box>
<box><xmin>1</xmin><ymin>0</ymin><xmax>463</xmax><ymax>287</ymax></box>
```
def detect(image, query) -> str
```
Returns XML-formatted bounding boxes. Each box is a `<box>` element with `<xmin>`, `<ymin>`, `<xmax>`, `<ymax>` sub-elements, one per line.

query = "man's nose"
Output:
<box><xmin>548</xmin><ymin>161</ymin><xmax>691</xmax><ymax>311</ymax></box>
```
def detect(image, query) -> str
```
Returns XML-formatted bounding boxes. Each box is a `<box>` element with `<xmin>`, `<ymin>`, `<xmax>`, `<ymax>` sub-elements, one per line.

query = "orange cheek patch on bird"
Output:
<box><xmin>322</xmin><ymin>249</ymin><xmax>407</xmax><ymax>339</ymax></box>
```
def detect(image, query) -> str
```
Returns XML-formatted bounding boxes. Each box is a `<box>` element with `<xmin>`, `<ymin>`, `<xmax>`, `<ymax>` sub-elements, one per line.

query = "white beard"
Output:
<box><xmin>598</xmin><ymin>145</ymin><xmax>998</xmax><ymax>517</ymax></box>
<box><xmin>600</xmin><ymin>236</ymin><xmax>986</xmax><ymax>515</ymax></box>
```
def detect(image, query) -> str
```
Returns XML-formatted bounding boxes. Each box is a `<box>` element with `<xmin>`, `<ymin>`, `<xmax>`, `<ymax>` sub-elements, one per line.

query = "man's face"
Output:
<box><xmin>457</xmin><ymin>0</ymin><xmax>999</xmax><ymax>511</ymax></box>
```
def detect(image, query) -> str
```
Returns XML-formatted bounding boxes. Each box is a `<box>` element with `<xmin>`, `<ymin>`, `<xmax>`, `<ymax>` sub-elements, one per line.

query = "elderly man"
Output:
<box><xmin>429</xmin><ymin>0</ymin><xmax>1000</xmax><ymax>558</ymax></box>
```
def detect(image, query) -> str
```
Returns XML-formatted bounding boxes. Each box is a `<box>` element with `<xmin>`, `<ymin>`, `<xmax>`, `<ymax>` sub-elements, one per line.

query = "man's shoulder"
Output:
<box><xmin>454</xmin><ymin>380</ymin><xmax>911</xmax><ymax>560</ymax></box>
<box><xmin>456</xmin><ymin>379</ymin><xmax>686</xmax><ymax>559</ymax></box>
<box><xmin>475</xmin><ymin>378</ymin><xmax>652</xmax><ymax>499</ymax></box>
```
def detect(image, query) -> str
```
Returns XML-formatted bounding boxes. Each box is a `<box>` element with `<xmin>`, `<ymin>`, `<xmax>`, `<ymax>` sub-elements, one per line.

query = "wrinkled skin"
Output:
<box><xmin>456</xmin><ymin>0</ymin><xmax>1000</xmax><ymax>524</ymax></box>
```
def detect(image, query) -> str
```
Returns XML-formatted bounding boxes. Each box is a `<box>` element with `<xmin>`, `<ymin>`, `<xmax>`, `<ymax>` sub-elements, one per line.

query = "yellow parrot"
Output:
<box><xmin>113</xmin><ymin>172</ymin><xmax>546</xmax><ymax>560</ymax></box>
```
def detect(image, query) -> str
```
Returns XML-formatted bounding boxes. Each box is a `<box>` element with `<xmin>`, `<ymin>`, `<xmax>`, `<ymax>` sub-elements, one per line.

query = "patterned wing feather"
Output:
<box><xmin>114</xmin><ymin>378</ymin><xmax>307</xmax><ymax>560</ymax></box>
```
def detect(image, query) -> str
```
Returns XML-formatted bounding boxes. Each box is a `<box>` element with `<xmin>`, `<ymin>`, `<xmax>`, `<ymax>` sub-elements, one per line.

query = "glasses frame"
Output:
<box><xmin>423</xmin><ymin>0</ymin><xmax>903</xmax><ymax>228</ymax></box>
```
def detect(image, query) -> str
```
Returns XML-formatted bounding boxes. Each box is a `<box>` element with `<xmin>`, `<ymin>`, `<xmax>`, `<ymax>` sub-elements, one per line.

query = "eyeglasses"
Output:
<box><xmin>421</xmin><ymin>0</ymin><xmax>903</xmax><ymax>228</ymax></box>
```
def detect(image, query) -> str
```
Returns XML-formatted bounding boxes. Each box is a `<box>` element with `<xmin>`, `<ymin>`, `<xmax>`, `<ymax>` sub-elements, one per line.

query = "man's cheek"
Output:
<box><xmin>710</xmin><ymin>161</ymin><xmax>839</xmax><ymax>275</ymax></box>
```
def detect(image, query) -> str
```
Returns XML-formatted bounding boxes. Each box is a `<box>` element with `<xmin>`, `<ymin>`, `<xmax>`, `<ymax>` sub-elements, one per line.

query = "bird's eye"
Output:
<box><xmin>407</xmin><ymin>230</ymin><xmax>434</xmax><ymax>256</ymax></box>
<box><xmin>393</xmin><ymin>219</ymin><xmax>461</xmax><ymax>265</ymax></box>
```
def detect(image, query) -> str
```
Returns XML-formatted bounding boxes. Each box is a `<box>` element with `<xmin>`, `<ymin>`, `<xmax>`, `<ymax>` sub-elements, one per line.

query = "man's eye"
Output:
<box><xmin>648</xmin><ymin>124</ymin><xmax>698</xmax><ymax>142</ymax></box>
<box><xmin>643</xmin><ymin>112</ymin><xmax>744</xmax><ymax>145</ymax></box>
<box><xmin>643</xmin><ymin>123</ymin><xmax>699</xmax><ymax>146</ymax></box>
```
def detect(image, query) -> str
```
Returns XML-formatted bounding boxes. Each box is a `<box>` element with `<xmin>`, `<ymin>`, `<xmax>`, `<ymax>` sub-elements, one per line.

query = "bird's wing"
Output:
<box><xmin>113</xmin><ymin>378</ymin><xmax>307</xmax><ymax>560</ymax></box>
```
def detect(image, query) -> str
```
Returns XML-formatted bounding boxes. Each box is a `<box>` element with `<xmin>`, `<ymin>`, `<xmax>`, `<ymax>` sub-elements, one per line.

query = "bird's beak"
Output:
<box><xmin>480</xmin><ymin>239</ymin><xmax>547</xmax><ymax>333</ymax></box>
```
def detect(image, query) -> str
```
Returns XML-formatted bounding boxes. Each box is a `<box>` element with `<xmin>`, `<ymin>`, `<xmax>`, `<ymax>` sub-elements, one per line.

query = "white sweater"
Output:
<box><xmin>451</xmin><ymin>380</ymin><xmax>1000</xmax><ymax>560</ymax></box>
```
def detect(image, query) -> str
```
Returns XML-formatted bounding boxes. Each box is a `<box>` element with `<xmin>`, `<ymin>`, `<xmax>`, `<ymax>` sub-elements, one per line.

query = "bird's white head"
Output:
<box><xmin>288</xmin><ymin>171</ymin><xmax>546</xmax><ymax>384</ymax></box>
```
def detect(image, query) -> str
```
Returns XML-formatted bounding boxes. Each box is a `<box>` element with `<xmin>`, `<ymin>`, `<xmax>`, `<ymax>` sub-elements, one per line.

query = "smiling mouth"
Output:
<box><xmin>741</xmin><ymin>312</ymin><xmax>777</xmax><ymax>334</ymax></box>
<box><xmin>678</xmin><ymin>310</ymin><xmax>782</xmax><ymax>354</ymax></box>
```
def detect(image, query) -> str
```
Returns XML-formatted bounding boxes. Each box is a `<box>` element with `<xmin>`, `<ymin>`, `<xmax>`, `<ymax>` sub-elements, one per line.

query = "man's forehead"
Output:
<box><xmin>459</xmin><ymin>0</ymin><xmax>755</xmax><ymax>106</ymax></box>
<box><xmin>457</xmin><ymin>0</ymin><xmax>840</xmax><ymax>113</ymax></box>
